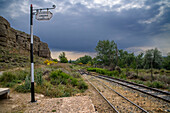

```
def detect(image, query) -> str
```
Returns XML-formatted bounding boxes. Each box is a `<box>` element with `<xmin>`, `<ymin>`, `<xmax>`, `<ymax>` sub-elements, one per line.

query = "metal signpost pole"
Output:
<box><xmin>30</xmin><ymin>4</ymin><xmax>55</xmax><ymax>102</ymax></box>
<box><xmin>30</xmin><ymin>4</ymin><xmax>35</xmax><ymax>102</ymax></box>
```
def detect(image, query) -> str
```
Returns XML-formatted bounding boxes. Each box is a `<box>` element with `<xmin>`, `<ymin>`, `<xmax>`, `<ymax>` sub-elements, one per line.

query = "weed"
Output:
<box><xmin>0</xmin><ymin>72</ymin><xmax>17</xmax><ymax>82</ymax></box>
<box><xmin>35</xmin><ymin>69</ymin><xmax>44</xmax><ymax>86</ymax></box>
<box><xmin>52</xmin><ymin>110</ymin><xmax>56</xmax><ymax>112</ymax></box>
<box><xmin>15</xmin><ymin>76</ymin><xmax>31</xmax><ymax>93</ymax></box>
<box><xmin>145</xmin><ymin>81</ymin><xmax>164</xmax><ymax>88</ymax></box>
<box><xmin>78</xmin><ymin>80</ymin><xmax>88</xmax><ymax>91</ymax></box>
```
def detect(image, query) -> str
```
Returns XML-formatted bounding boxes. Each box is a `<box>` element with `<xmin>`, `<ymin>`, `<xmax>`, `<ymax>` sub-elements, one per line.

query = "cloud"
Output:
<box><xmin>51</xmin><ymin>50</ymin><xmax>96</xmax><ymax>60</ymax></box>
<box><xmin>139</xmin><ymin>0</ymin><xmax>170</xmax><ymax>24</ymax></box>
<box><xmin>0</xmin><ymin>0</ymin><xmax>170</xmax><ymax>57</ymax></box>
<box><xmin>4</xmin><ymin>0</ymin><xmax>29</xmax><ymax>18</ymax></box>
<box><xmin>125</xmin><ymin>46</ymin><xmax>155</xmax><ymax>55</ymax></box>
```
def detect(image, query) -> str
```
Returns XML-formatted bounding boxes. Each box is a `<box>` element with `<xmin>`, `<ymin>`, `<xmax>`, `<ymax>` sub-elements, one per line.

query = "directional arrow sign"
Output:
<box><xmin>36</xmin><ymin>11</ymin><xmax>53</xmax><ymax>20</ymax></box>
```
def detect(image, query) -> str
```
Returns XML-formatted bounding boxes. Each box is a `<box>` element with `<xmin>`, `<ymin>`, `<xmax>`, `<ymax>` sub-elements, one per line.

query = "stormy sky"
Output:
<box><xmin>0</xmin><ymin>0</ymin><xmax>170</xmax><ymax>59</ymax></box>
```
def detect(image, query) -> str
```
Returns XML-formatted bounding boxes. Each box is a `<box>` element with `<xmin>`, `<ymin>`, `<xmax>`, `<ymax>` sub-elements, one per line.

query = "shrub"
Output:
<box><xmin>87</xmin><ymin>68</ymin><xmax>97</xmax><ymax>72</ymax></box>
<box><xmin>145</xmin><ymin>81</ymin><xmax>164</xmax><ymax>88</ymax></box>
<box><xmin>53</xmin><ymin>59</ymin><xmax>58</xmax><ymax>62</ymax></box>
<box><xmin>113</xmin><ymin>70</ymin><xmax>119</xmax><ymax>76</ymax></box>
<box><xmin>60</xmin><ymin>58</ymin><xmax>68</xmax><ymax>63</ymax></box>
<box><xmin>15</xmin><ymin>76</ymin><xmax>31</xmax><ymax>93</ymax></box>
<box><xmin>44</xmin><ymin>60</ymin><xmax>54</xmax><ymax>65</ymax></box>
<box><xmin>154</xmin><ymin>70</ymin><xmax>159</xmax><ymax>74</ymax></box>
<box><xmin>160</xmin><ymin>69</ymin><xmax>165</xmax><ymax>75</ymax></box>
<box><xmin>5</xmin><ymin>82</ymin><xmax>16</xmax><ymax>87</ymax></box>
<box><xmin>70</xmin><ymin>78</ymin><xmax>78</xmax><ymax>86</ymax></box>
<box><xmin>72</xmin><ymin>72</ymin><xmax>81</xmax><ymax>78</ymax></box>
<box><xmin>16</xmin><ymin>70</ymin><xmax>29</xmax><ymax>80</ymax></box>
<box><xmin>120</xmin><ymin>73</ymin><xmax>127</xmax><ymax>79</ymax></box>
<box><xmin>131</xmin><ymin>80</ymin><xmax>144</xmax><ymax>84</ymax></box>
<box><xmin>107</xmin><ymin>71</ymin><xmax>114</xmax><ymax>76</ymax></box>
<box><xmin>50</xmin><ymin>70</ymin><xmax>62</xmax><ymax>79</ymax></box>
<box><xmin>0</xmin><ymin>72</ymin><xmax>17</xmax><ymax>82</ymax></box>
<box><xmin>35</xmin><ymin>70</ymin><xmax>43</xmax><ymax>86</ymax></box>
<box><xmin>78</xmin><ymin>80</ymin><xmax>88</xmax><ymax>91</ymax></box>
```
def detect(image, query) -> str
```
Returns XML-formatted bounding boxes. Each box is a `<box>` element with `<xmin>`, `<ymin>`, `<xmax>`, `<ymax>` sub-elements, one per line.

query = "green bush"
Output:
<box><xmin>87</xmin><ymin>68</ymin><xmax>120</xmax><ymax>77</ymax></box>
<box><xmin>0</xmin><ymin>72</ymin><xmax>17</xmax><ymax>82</ymax></box>
<box><xmin>16</xmin><ymin>70</ymin><xmax>29</xmax><ymax>80</ymax></box>
<box><xmin>107</xmin><ymin>71</ymin><xmax>114</xmax><ymax>76</ymax></box>
<box><xmin>70</xmin><ymin>78</ymin><xmax>78</xmax><ymax>86</ymax></box>
<box><xmin>120</xmin><ymin>73</ymin><xmax>127</xmax><ymax>79</ymax></box>
<box><xmin>87</xmin><ymin>68</ymin><xmax>97</xmax><ymax>72</ymax></box>
<box><xmin>145</xmin><ymin>81</ymin><xmax>164</xmax><ymax>88</ymax></box>
<box><xmin>160</xmin><ymin>69</ymin><xmax>165</xmax><ymax>75</ymax></box>
<box><xmin>15</xmin><ymin>76</ymin><xmax>31</xmax><ymax>93</ymax></box>
<box><xmin>53</xmin><ymin>59</ymin><xmax>58</xmax><ymax>62</ymax></box>
<box><xmin>5</xmin><ymin>82</ymin><xmax>16</xmax><ymax>87</ymax></box>
<box><xmin>78</xmin><ymin>80</ymin><xmax>88</xmax><ymax>91</ymax></box>
<box><xmin>131</xmin><ymin>80</ymin><xmax>144</xmax><ymax>84</ymax></box>
<box><xmin>35</xmin><ymin>70</ymin><xmax>43</xmax><ymax>86</ymax></box>
<box><xmin>113</xmin><ymin>70</ymin><xmax>119</xmax><ymax>76</ymax></box>
<box><xmin>50</xmin><ymin>70</ymin><xmax>62</xmax><ymax>79</ymax></box>
<box><xmin>50</xmin><ymin>70</ymin><xmax>83</xmax><ymax>87</ymax></box>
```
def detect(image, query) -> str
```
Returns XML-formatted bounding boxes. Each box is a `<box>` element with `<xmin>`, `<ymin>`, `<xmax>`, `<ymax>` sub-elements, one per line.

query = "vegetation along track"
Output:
<box><xmin>84</xmin><ymin>74</ymin><xmax>148</xmax><ymax>113</ymax></box>
<box><xmin>92</xmin><ymin>74</ymin><xmax>170</xmax><ymax>103</ymax></box>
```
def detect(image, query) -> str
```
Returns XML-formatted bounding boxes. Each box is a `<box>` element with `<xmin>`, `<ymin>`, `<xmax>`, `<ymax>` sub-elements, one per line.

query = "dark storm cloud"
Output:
<box><xmin>0</xmin><ymin>0</ymin><xmax>170</xmax><ymax>55</ymax></box>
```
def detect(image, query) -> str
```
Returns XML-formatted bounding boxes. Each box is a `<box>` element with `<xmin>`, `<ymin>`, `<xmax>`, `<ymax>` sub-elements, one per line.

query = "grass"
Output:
<box><xmin>0</xmin><ymin>66</ymin><xmax>88</xmax><ymax>98</ymax></box>
<box><xmin>87</xmin><ymin>67</ymin><xmax>170</xmax><ymax>90</ymax></box>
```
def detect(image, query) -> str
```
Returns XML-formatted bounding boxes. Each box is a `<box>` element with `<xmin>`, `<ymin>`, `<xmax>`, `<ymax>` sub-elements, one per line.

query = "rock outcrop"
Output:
<box><xmin>0</xmin><ymin>16</ymin><xmax>51</xmax><ymax>58</ymax></box>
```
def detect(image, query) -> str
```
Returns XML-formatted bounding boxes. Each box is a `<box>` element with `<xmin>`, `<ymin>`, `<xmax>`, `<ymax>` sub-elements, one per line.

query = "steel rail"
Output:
<box><xmin>96</xmin><ymin>75</ymin><xmax>170</xmax><ymax>103</ymax></box>
<box><xmin>91</xmin><ymin>76</ymin><xmax>148</xmax><ymax>113</ymax></box>
<box><xmin>84</xmin><ymin>75</ymin><xmax>119</xmax><ymax>113</ymax></box>
<box><xmin>100</xmin><ymin>75</ymin><xmax>170</xmax><ymax>95</ymax></box>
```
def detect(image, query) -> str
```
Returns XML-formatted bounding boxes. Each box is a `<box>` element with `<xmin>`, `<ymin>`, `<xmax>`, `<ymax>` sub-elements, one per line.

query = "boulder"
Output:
<box><xmin>0</xmin><ymin>24</ymin><xmax>7</xmax><ymax>37</ymax></box>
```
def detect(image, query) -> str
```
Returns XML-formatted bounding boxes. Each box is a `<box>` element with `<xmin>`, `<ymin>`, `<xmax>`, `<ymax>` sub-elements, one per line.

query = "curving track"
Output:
<box><xmin>84</xmin><ymin>74</ymin><xmax>149</xmax><ymax>113</ymax></box>
<box><xmin>95</xmin><ymin>75</ymin><xmax>170</xmax><ymax>103</ymax></box>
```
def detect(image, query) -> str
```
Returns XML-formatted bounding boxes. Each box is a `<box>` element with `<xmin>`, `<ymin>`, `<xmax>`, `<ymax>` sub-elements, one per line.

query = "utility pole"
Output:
<box><xmin>30</xmin><ymin>4</ymin><xmax>56</xmax><ymax>102</ymax></box>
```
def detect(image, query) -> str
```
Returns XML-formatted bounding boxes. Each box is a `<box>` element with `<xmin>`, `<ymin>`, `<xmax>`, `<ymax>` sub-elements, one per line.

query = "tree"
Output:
<box><xmin>76</xmin><ymin>55</ymin><xmax>92</xmax><ymax>64</ymax></box>
<box><xmin>163</xmin><ymin>52</ymin><xmax>170</xmax><ymax>70</ymax></box>
<box><xmin>144</xmin><ymin>48</ymin><xmax>162</xmax><ymax>81</ymax></box>
<box><xmin>135</xmin><ymin>53</ymin><xmax>144</xmax><ymax>76</ymax></box>
<box><xmin>59</xmin><ymin>52</ymin><xmax>68</xmax><ymax>63</ymax></box>
<box><xmin>136</xmin><ymin>53</ymin><xmax>144</xmax><ymax>69</ymax></box>
<box><xmin>144</xmin><ymin>48</ymin><xmax>162</xmax><ymax>69</ymax></box>
<box><xmin>95</xmin><ymin>40</ymin><xmax>117</xmax><ymax>67</ymax></box>
<box><xmin>69</xmin><ymin>59</ymin><xmax>72</xmax><ymax>63</ymax></box>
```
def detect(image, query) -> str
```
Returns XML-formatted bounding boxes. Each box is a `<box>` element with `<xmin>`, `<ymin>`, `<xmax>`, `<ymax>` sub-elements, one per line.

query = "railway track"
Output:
<box><xmin>79</xmin><ymin>70</ymin><xmax>170</xmax><ymax>103</ymax></box>
<box><xmin>94</xmin><ymin>74</ymin><xmax>170</xmax><ymax>103</ymax></box>
<box><xmin>84</xmin><ymin>74</ymin><xmax>149</xmax><ymax>113</ymax></box>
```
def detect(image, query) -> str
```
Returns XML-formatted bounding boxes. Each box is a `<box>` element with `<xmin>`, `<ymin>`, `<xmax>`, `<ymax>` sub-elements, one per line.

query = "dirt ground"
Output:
<box><xmin>0</xmin><ymin>89</ymin><xmax>96</xmax><ymax>113</ymax></box>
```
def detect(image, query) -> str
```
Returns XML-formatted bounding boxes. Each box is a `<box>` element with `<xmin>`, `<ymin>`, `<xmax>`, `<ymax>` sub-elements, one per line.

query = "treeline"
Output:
<box><xmin>74</xmin><ymin>40</ymin><xmax>170</xmax><ymax>70</ymax></box>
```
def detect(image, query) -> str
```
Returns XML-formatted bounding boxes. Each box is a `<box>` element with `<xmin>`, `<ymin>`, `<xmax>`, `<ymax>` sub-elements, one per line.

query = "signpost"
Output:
<box><xmin>36</xmin><ymin>11</ymin><xmax>53</xmax><ymax>20</ymax></box>
<box><xmin>30</xmin><ymin>4</ymin><xmax>55</xmax><ymax>102</ymax></box>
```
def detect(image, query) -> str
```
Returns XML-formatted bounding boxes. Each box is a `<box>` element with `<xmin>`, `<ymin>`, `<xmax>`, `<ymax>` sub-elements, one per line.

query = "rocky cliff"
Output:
<box><xmin>0</xmin><ymin>16</ymin><xmax>51</xmax><ymax>58</ymax></box>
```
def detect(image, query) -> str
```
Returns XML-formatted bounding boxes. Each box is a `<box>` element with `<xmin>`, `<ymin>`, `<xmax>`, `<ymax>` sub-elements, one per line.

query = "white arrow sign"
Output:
<box><xmin>36</xmin><ymin>11</ymin><xmax>53</xmax><ymax>20</ymax></box>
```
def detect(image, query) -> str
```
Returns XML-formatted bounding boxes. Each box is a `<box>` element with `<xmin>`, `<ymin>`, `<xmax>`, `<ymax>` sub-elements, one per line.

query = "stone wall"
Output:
<box><xmin>0</xmin><ymin>16</ymin><xmax>51</xmax><ymax>58</ymax></box>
